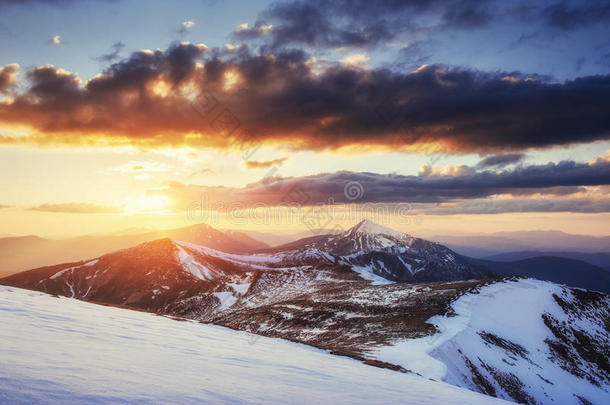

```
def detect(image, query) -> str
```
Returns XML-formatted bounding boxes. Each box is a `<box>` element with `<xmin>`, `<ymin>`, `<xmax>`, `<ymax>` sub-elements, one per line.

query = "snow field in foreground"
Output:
<box><xmin>0</xmin><ymin>286</ymin><xmax>509</xmax><ymax>405</ymax></box>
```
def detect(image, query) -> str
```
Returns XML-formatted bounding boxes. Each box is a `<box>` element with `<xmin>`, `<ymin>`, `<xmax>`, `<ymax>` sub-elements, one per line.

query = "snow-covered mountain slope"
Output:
<box><xmin>0</xmin><ymin>286</ymin><xmax>510</xmax><ymax>405</ymax></box>
<box><xmin>204</xmin><ymin>277</ymin><xmax>491</xmax><ymax>358</ymax></box>
<box><xmin>0</xmin><ymin>234</ymin><xmax>492</xmax><ymax>355</ymax></box>
<box><xmin>0</xmin><ymin>220</ymin><xmax>500</xmax><ymax>293</ymax></box>
<box><xmin>266</xmin><ymin>219</ymin><xmax>491</xmax><ymax>283</ymax></box>
<box><xmin>371</xmin><ymin>278</ymin><xmax>610</xmax><ymax>405</ymax></box>
<box><xmin>0</xmin><ymin>223</ymin><xmax>269</xmax><ymax>278</ymax></box>
<box><xmin>0</xmin><ymin>238</ymin><xmax>275</xmax><ymax>311</ymax></box>
<box><xmin>2</xmin><ymin>218</ymin><xmax>493</xmax><ymax>312</ymax></box>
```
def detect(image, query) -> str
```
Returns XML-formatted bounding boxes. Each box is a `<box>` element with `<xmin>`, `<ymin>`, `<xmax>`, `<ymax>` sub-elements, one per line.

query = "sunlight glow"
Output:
<box><xmin>223</xmin><ymin>70</ymin><xmax>241</xmax><ymax>91</ymax></box>
<box><xmin>151</xmin><ymin>80</ymin><xmax>171</xmax><ymax>98</ymax></box>
<box><xmin>123</xmin><ymin>195</ymin><xmax>171</xmax><ymax>216</ymax></box>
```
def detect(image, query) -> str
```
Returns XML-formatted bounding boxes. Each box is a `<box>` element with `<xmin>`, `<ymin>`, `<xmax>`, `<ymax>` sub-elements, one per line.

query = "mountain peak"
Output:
<box><xmin>349</xmin><ymin>219</ymin><xmax>406</xmax><ymax>238</ymax></box>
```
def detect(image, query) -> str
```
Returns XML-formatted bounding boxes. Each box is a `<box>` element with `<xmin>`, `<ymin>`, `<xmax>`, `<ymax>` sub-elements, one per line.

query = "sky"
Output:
<box><xmin>0</xmin><ymin>0</ymin><xmax>609</xmax><ymax>237</ymax></box>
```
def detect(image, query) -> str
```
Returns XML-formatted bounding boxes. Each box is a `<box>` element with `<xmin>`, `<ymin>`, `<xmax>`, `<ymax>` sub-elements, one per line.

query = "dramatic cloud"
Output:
<box><xmin>1</xmin><ymin>45</ymin><xmax>609</xmax><ymax>153</ymax></box>
<box><xmin>476</xmin><ymin>153</ymin><xmax>526</xmax><ymax>169</ymax></box>
<box><xmin>29</xmin><ymin>202</ymin><xmax>122</xmax><ymax>214</ymax></box>
<box><xmin>0</xmin><ymin>42</ymin><xmax>209</xmax><ymax>147</ymax></box>
<box><xmin>151</xmin><ymin>159</ymin><xmax>610</xmax><ymax>213</ymax></box>
<box><xmin>0</xmin><ymin>63</ymin><xmax>19</xmax><ymax>94</ymax></box>
<box><xmin>244</xmin><ymin>157</ymin><xmax>287</xmax><ymax>169</ymax></box>
<box><xmin>243</xmin><ymin>0</ymin><xmax>610</xmax><ymax>51</ymax></box>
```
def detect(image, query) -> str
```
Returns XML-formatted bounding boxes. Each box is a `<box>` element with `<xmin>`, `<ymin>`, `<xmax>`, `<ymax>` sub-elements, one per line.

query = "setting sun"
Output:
<box><xmin>123</xmin><ymin>195</ymin><xmax>171</xmax><ymax>216</ymax></box>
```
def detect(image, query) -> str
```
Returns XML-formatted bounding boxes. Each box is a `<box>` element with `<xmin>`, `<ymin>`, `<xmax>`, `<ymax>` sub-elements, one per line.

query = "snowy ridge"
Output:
<box><xmin>176</xmin><ymin>245</ymin><xmax>225</xmax><ymax>280</ymax></box>
<box><xmin>372</xmin><ymin>279</ymin><xmax>610</xmax><ymax>405</ymax></box>
<box><xmin>270</xmin><ymin>220</ymin><xmax>486</xmax><ymax>283</ymax></box>
<box><xmin>173</xmin><ymin>220</ymin><xmax>483</xmax><ymax>285</ymax></box>
<box><xmin>350</xmin><ymin>219</ymin><xmax>408</xmax><ymax>239</ymax></box>
<box><xmin>0</xmin><ymin>286</ymin><xmax>510</xmax><ymax>405</ymax></box>
<box><xmin>176</xmin><ymin>240</ymin><xmax>282</xmax><ymax>268</ymax></box>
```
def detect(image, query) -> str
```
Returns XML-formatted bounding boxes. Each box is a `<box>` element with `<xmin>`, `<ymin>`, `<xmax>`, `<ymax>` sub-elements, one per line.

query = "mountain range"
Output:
<box><xmin>1</xmin><ymin>219</ymin><xmax>609</xmax><ymax>404</ymax></box>
<box><xmin>428</xmin><ymin>230</ymin><xmax>610</xmax><ymax>257</ymax></box>
<box><xmin>0</xmin><ymin>223</ymin><xmax>268</xmax><ymax>277</ymax></box>
<box><xmin>483</xmin><ymin>251</ymin><xmax>610</xmax><ymax>271</ymax></box>
<box><xmin>0</xmin><ymin>221</ymin><xmax>610</xmax><ymax>404</ymax></box>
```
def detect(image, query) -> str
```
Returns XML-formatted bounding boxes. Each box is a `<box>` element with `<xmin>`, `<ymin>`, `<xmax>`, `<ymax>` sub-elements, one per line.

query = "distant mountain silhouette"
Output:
<box><xmin>468</xmin><ymin>256</ymin><xmax>610</xmax><ymax>293</ymax></box>
<box><xmin>483</xmin><ymin>251</ymin><xmax>610</xmax><ymax>271</ymax></box>
<box><xmin>0</xmin><ymin>224</ymin><xmax>268</xmax><ymax>277</ymax></box>
<box><xmin>429</xmin><ymin>230</ymin><xmax>610</xmax><ymax>255</ymax></box>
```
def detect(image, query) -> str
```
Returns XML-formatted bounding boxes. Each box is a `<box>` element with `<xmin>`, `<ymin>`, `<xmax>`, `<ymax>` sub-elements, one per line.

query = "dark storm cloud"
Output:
<box><xmin>234</xmin><ymin>1</ymin><xmax>610</xmax><ymax>50</ymax></box>
<box><xmin>1</xmin><ymin>44</ymin><xmax>610</xmax><ymax>152</ymax></box>
<box><xmin>0</xmin><ymin>42</ymin><xmax>210</xmax><ymax>145</ymax></box>
<box><xmin>212</xmin><ymin>60</ymin><xmax>610</xmax><ymax>153</ymax></box>
<box><xmin>476</xmin><ymin>154</ymin><xmax>526</xmax><ymax>169</ymax></box>
<box><xmin>259</xmin><ymin>160</ymin><xmax>610</xmax><ymax>204</ymax></box>
<box><xmin>155</xmin><ymin>160</ymin><xmax>610</xmax><ymax>211</ymax></box>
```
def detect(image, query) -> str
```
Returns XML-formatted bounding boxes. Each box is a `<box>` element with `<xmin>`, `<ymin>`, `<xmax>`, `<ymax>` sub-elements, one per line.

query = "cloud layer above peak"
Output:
<box><xmin>0</xmin><ymin>46</ymin><xmax>609</xmax><ymax>154</ymax></box>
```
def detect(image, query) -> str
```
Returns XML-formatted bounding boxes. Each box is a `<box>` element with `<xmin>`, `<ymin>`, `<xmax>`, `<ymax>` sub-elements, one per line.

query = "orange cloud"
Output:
<box><xmin>0</xmin><ymin>44</ymin><xmax>609</xmax><ymax>153</ymax></box>
<box><xmin>29</xmin><ymin>203</ymin><xmax>122</xmax><ymax>214</ymax></box>
<box><xmin>244</xmin><ymin>157</ymin><xmax>288</xmax><ymax>169</ymax></box>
